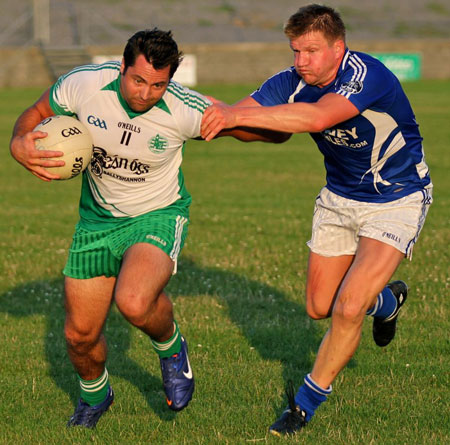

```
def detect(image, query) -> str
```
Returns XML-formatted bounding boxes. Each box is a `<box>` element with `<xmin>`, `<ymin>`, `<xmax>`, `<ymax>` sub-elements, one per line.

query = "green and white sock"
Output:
<box><xmin>151</xmin><ymin>320</ymin><xmax>182</xmax><ymax>359</ymax></box>
<box><xmin>79</xmin><ymin>368</ymin><xmax>110</xmax><ymax>406</ymax></box>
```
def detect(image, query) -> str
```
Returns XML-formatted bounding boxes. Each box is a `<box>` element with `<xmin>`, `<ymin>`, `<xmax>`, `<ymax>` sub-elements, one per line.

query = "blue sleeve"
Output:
<box><xmin>337</xmin><ymin>57</ymin><xmax>396</xmax><ymax>112</ymax></box>
<box><xmin>251</xmin><ymin>68</ymin><xmax>297</xmax><ymax>106</ymax></box>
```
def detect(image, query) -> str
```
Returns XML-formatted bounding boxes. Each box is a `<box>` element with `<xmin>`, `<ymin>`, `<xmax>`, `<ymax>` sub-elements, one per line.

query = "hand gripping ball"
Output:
<box><xmin>34</xmin><ymin>115</ymin><xmax>94</xmax><ymax>180</ymax></box>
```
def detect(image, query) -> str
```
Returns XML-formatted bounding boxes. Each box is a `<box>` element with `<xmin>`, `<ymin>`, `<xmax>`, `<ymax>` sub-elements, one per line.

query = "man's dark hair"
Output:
<box><xmin>284</xmin><ymin>4</ymin><xmax>346</xmax><ymax>44</ymax></box>
<box><xmin>123</xmin><ymin>28</ymin><xmax>183</xmax><ymax>78</ymax></box>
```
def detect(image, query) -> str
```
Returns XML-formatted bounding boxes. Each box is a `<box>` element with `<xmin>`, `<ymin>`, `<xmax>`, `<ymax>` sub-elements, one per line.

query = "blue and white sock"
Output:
<box><xmin>366</xmin><ymin>286</ymin><xmax>398</xmax><ymax>319</ymax></box>
<box><xmin>294</xmin><ymin>373</ymin><xmax>332</xmax><ymax>421</ymax></box>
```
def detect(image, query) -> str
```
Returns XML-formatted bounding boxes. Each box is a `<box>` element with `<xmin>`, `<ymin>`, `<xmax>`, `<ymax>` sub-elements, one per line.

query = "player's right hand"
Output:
<box><xmin>10</xmin><ymin>131</ymin><xmax>65</xmax><ymax>182</ymax></box>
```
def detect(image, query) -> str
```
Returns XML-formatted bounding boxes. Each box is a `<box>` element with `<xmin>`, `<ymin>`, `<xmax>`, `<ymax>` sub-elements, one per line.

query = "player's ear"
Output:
<box><xmin>120</xmin><ymin>58</ymin><xmax>126</xmax><ymax>75</ymax></box>
<box><xmin>334</xmin><ymin>39</ymin><xmax>345</xmax><ymax>58</ymax></box>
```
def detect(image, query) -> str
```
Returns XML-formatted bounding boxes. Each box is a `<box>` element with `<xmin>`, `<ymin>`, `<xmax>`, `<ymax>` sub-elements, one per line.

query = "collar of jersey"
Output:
<box><xmin>319</xmin><ymin>47</ymin><xmax>350</xmax><ymax>91</ymax></box>
<box><xmin>102</xmin><ymin>74</ymin><xmax>171</xmax><ymax>119</ymax></box>
<box><xmin>336</xmin><ymin>48</ymin><xmax>350</xmax><ymax>79</ymax></box>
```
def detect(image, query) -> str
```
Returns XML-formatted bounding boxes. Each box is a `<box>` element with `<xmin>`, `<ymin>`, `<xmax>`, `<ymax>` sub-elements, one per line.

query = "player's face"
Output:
<box><xmin>290</xmin><ymin>31</ymin><xmax>345</xmax><ymax>88</ymax></box>
<box><xmin>120</xmin><ymin>54</ymin><xmax>171</xmax><ymax>112</ymax></box>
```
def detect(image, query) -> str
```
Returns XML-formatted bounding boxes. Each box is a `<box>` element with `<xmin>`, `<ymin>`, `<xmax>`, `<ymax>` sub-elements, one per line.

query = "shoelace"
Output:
<box><xmin>286</xmin><ymin>380</ymin><xmax>297</xmax><ymax>412</ymax></box>
<box><xmin>284</xmin><ymin>380</ymin><xmax>307</xmax><ymax>429</ymax></box>
<box><xmin>161</xmin><ymin>353</ymin><xmax>183</xmax><ymax>379</ymax></box>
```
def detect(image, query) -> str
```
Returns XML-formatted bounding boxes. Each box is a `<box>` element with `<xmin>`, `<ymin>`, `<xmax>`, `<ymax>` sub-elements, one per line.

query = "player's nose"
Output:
<box><xmin>140</xmin><ymin>86</ymin><xmax>151</xmax><ymax>100</ymax></box>
<box><xmin>295</xmin><ymin>52</ymin><xmax>309</xmax><ymax>68</ymax></box>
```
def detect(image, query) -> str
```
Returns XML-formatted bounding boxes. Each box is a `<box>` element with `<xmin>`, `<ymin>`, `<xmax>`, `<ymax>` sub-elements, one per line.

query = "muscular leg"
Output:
<box><xmin>305</xmin><ymin>252</ymin><xmax>354</xmax><ymax>319</ymax></box>
<box><xmin>310</xmin><ymin>237</ymin><xmax>404</xmax><ymax>388</ymax></box>
<box><xmin>114</xmin><ymin>243</ymin><xmax>174</xmax><ymax>342</ymax></box>
<box><xmin>64</xmin><ymin>275</ymin><xmax>116</xmax><ymax>380</ymax></box>
<box><xmin>114</xmin><ymin>243</ymin><xmax>195</xmax><ymax>411</ymax></box>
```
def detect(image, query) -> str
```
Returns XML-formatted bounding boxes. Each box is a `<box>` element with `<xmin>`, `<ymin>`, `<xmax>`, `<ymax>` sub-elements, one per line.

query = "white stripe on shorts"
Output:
<box><xmin>405</xmin><ymin>187</ymin><xmax>433</xmax><ymax>258</ymax></box>
<box><xmin>170</xmin><ymin>215</ymin><xmax>188</xmax><ymax>261</ymax></box>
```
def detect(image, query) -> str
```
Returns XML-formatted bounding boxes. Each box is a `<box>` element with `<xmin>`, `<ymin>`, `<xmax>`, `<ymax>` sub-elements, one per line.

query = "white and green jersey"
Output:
<box><xmin>49</xmin><ymin>61</ymin><xmax>210</xmax><ymax>229</ymax></box>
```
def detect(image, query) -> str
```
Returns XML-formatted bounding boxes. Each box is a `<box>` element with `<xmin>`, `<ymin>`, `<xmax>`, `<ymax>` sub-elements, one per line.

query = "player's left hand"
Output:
<box><xmin>201</xmin><ymin>103</ymin><xmax>238</xmax><ymax>141</ymax></box>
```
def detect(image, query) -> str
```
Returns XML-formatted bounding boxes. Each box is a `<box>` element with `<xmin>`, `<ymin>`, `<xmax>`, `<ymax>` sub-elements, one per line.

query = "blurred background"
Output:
<box><xmin>1</xmin><ymin>0</ymin><xmax>450</xmax><ymax>87</ymax></box>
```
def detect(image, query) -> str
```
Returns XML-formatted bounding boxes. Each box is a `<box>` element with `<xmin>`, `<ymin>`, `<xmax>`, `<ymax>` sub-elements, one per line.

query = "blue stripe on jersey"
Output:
<box><xmin>251</xmin><ymin>49</ymin><xmax>431</xmax><ymax>202</ymax></box>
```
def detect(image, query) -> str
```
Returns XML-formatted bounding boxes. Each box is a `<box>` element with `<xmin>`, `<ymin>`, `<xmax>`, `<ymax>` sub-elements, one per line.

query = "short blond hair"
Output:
<box><xmin>284</xmin><ymin>4</ymin><xmax>346</xmax><ymax>44</ymax></box>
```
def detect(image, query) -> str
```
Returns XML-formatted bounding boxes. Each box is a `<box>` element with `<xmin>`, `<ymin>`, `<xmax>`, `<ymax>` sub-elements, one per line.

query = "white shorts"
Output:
<box><xmin>307</xmin><ymin>187</ymin><xmax>432</xmax><ymax>260</ymax></box>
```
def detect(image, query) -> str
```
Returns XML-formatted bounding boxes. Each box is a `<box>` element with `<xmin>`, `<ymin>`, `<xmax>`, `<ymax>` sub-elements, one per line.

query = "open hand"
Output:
<box><xmin>10</xmin><ymin>130</ymin><xmax>65</xmax><ymax>181</ymax></box>
<box><xmin>201</xmin><ymin>103</ymin><xmax>238</xmax><ymax>141</ymax></box>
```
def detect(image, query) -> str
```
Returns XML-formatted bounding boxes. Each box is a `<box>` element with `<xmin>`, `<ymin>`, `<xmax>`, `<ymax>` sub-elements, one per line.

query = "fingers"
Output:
<box><xmin>201</xmin><ymin>116</ymin><xmax>223</xmax><ymax>141</ymax></box>
<box><xmin>29</xmin><ymin>130</ymin><xmax>48</xmax><ymax>141</ymax></box>
<box><xmin>27</xmin><ymin>139</ymin><xmax>65</xmax><ymax>168</ymax></box>
<box><xmin>10</xmin><ymin>131</ymin><xmax>65</xmax><ymax>181</ymax></box>
<box><xmin>29</xmin><ymin>155</ymin><xmax>65</xmax><ymax>167</ymax></box>
<box><xmin>27</xmin><ymin>152</ymin><xmax>65</xmax><ymax>181</ymax></box>
<box><xmin>30</xmin><ymin>131</ymin><xmax>65</xmax><ymax>159</ymax></box>
<box><xmin>31</xmin><ymin>150</ymin><xmax>65</xmax><ymax>162</ymax></box>
<box><xmin>31</xmin><ymin>169</ymin><xmax>59</xmax><ymax>182</ymax></box>
<box><xmin>201</xmin><ymin>104</ymin><xmax>233</xmax><ymax>141</ymax></box>
<box><xmin>27</xmin><ymin>159</ymin><xmax>64</xmax><ymax>181</ymax></box>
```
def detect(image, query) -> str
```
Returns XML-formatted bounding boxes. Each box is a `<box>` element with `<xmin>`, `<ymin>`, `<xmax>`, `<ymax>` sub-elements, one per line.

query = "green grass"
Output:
<box><xmin>0</xmin><ymin>81</ymin><xmax>449</xmax><ymax>444</ymax></box>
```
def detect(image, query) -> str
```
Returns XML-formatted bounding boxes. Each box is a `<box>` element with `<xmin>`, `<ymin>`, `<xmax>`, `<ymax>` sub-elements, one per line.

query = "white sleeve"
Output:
<box><xmin>167</xmin><ymin>82</ymin><xmax>212</xmax><ymax>140</ymax></box>
<box><xmin>50</xmin><ymin>64</ymin><xmax>118</xmax><ymax>116</ymax></box>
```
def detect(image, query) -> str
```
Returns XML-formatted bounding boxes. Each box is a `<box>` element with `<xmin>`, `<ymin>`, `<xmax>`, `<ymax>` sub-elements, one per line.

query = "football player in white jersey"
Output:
<box><xmin>10</xmin><ymin>28</ymin><xmax>211</xmax><ymax>428</ymax></box>
<box><xmin>201</xmin><ymin>4</ymin><xmax>432</xmax><ymax>436</ymax></box>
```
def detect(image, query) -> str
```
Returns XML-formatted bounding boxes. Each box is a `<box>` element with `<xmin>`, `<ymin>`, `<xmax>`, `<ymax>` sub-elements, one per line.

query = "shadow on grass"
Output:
<box><xmin>0</xmin><ymin>256</ymin><xmax>324</xmax><ymax>421</ymax></box>
<box><xmin>0</xmin><ymin>278</ymin><xmax>176</xmax><ymax>422</ymax></box>
<box><xmin>171</xmin><ymin>257</ymin><xmax>321</xmax><ymax>378</ymax></box>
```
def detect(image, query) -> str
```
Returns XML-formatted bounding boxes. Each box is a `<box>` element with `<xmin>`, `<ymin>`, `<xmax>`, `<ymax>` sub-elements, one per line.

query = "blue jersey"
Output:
<box><xmin>251</xmin><ymin>49</ymin><xmax>431</xmax><ymax>202</ymax></box>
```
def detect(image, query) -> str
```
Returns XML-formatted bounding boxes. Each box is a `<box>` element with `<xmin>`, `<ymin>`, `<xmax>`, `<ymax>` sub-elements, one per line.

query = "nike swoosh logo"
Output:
<box><xmin>183</xmin><ymin>354</ymin><xmax>193</xmax><ymax>379</ymax></box>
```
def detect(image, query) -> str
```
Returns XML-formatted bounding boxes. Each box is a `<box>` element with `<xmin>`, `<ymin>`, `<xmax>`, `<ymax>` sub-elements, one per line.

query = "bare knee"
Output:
<box><xmin>64</xmin><ymin>322</ymin><xmax>101</xmax><ymax>354</ymax></box>
<box><xmin>116</xmin><ymin>291</ymin><xmax>172</xmax><ymax>329</ymax></box>
<box><xmin>333</xmin><ymin>294</ymin><xmax>367</xmax><ymax>324</ymax></box>
<box><xmin>306</xmin><ymin>291</ymin><xmax>333</xmax><ymax>320</ymax></box>
<box><xmin>306</xmin><ymin>301</ymin><xmax>329</xmax><ymax>320</ymax></box>
<box><xmin>116</xmin><ymin>292</ymin><xmax>150</xmax><ymax>327</ymax></box>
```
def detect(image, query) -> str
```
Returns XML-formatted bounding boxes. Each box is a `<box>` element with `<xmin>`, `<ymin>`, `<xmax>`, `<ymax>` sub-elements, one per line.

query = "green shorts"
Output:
<box><xmin>63</xmin><ymin>209</ymin><xmax>189</xmax><ymax>279</ymax></box>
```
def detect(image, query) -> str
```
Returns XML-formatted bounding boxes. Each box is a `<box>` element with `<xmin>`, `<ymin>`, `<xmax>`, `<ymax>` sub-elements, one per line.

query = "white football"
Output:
<box><xmin>34</xmin><ymin>115</ymin><xmax>94</xmax><ymax>180</ymax></box>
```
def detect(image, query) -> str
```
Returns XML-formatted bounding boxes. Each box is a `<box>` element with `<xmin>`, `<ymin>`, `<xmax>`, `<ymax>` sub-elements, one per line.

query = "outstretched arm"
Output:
<box><xmin>207</xmin><ymin>96</ymin><xmax>292</xmax><ymax>143</ymax></box>
<box><xmin>9</xmin><ymin>89</ymin><xmax>64</xmax><ymax>181</ymax></box>
<box><xmin>201</xmin><ymin>93</ymin><xmax>360</xmax><ymax>141</ymax></box>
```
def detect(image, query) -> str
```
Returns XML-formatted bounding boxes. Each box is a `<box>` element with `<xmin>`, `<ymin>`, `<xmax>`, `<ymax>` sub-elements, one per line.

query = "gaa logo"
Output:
<box><xmin>148</xmin><ymin>134</ymin><xmax>168</xmax><ymax>153</ymax></box>
<box><xmin>88</xmin><ymin>115</ymin><xmax>108</xmax><ymax>129</ymax></box>
<box><xmin>61</xmin><ymin>127</ymin><xmax>83</xmax><ymax>137</ymax></box>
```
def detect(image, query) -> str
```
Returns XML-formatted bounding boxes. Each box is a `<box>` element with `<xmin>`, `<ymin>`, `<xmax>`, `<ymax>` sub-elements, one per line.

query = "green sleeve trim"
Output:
<box><xmin>50</xmin><ymin>62</ymin><xmax>121</xmax><ymax>115</ymax></box>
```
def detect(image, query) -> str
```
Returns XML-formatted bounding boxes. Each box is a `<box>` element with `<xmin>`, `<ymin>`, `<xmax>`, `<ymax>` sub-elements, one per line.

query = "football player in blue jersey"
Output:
<box><xmin>201</xmin><ymin>3</ymin><xmax>432</xmax><ymax>436</ymax></box>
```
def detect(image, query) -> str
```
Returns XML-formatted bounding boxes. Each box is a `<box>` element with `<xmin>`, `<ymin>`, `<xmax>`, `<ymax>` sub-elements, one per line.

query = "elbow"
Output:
<box><xmin>307</xmin><ymin>117</ymin><xmax>329</xmax><ymax>134</ymax></box>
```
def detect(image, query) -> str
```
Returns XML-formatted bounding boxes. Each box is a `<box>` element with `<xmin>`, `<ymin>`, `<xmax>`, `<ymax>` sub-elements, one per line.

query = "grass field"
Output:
<box><xmin>0</xmin><ymin>81</ymin><xmax>449</xmax><ymax>444</ymax></box>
